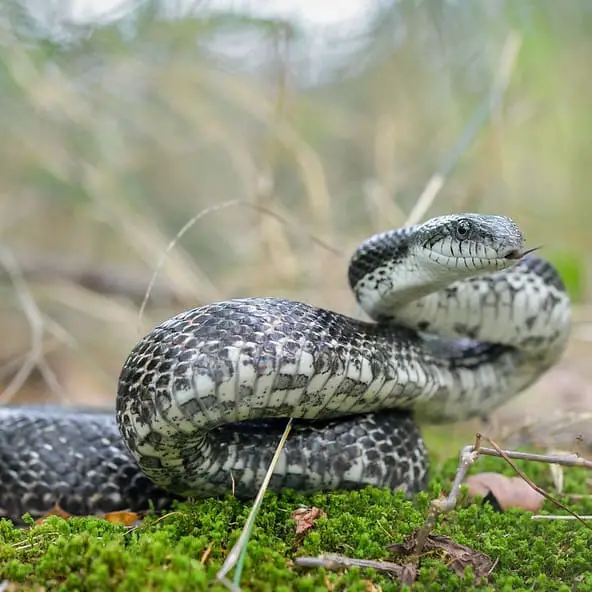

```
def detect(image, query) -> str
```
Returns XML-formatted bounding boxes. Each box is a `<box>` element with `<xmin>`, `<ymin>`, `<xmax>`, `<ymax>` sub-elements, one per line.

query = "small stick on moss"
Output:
<box><xmin>216</xmin><ymin>418</ymin><xmax>293</xmax><ymax>590</ymax></box>
<box><xmin>294</xmin><ymin>553</ymin><xmax>410</xmax><ymax>577</ymax></box>
<box><xmin>413</xmin><ymin>434</ymin><xmax>483</xmax><ymax>555</ymax></box>
<box><xmin>532</xmin><ymin>515</ymin><xmax>592</xmax><ymax>520</ymax></box>
<box><xmin>200</xmin><ymin>542</ymin><xmax>214</xmax><ymax>564</ymax></box>
<box><xmin>434</xmin><ymin>433</ymin><xmax>485</xmax><ymax>514</ymax></box>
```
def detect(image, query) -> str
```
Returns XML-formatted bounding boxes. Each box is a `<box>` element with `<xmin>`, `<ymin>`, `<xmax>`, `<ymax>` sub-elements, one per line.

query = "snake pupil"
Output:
<box><xmin>455</xmin><ymin>220</ymin><xmax>470</xmax><ymax>238</ymax></box>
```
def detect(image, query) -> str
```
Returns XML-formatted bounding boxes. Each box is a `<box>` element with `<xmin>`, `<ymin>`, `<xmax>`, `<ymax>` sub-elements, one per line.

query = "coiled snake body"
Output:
<box><xmin>0</xmin><ymin>214</ymin><xmax>571</xmax><ymax>522</ymax></box>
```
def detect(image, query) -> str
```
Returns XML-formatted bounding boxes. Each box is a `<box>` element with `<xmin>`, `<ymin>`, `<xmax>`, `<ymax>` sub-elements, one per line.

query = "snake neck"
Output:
<box><xmin>380</xmin><ymin>255</ymin><xmax>571</xmax><ymax>422</ymax></box>
<box><xmin>384</xmin><ymin>256</ymin><xmax>570</xmax><ymax>358</ymax></box>
<box><xmin>348</xmin><ymin>227</ymin><xmax>449</xmax><ymax>312</ymax></box>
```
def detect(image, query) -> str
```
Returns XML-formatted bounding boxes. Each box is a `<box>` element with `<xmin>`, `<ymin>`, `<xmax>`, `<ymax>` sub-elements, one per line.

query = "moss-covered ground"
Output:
<box><xmin>1</xmin><ymin>435</ymin><xmax>591</xmax><ymax>592</ymax></box>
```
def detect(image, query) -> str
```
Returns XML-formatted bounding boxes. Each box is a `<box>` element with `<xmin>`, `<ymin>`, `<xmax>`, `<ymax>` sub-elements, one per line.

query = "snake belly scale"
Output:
<box><xmin>0</xmin><ymin>213</ymin><xmax>571</xmax><ymax>522</ymax></box>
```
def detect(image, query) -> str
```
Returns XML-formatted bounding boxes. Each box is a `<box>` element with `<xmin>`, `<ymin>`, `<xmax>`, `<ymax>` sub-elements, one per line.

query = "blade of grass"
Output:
<box><xmin>138</xmin><ymin>199</ymin><xmax>340</xmax><ymax>332</ymax></box>
<box><xmin>216</xmin><ymin>418</ymin><xmax>293</xmax><ymax>588</ymax></box>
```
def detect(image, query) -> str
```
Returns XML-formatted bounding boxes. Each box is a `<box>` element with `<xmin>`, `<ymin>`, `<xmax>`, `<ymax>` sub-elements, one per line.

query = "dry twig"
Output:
<box><xmin>532</xmin><ymin>515</ymin><xmax>592</xmax><ymax>521</ymax></box>
<box><xmin>0</xmin><ymin>252</ymin><xmax>189</xmax><ymax>306</ymax></box>
<box><xmin>294</xmin><ymin>554</ymin><xmax>413</xmax><ymax>578</ymax></box>
<box><xmin>0</xmin><ymin>247</ymin><xmax>65</xmax><ymax>404</ymax></box>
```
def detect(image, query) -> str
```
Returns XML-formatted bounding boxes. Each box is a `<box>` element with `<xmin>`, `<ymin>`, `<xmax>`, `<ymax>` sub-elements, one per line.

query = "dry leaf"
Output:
<box><xmin>103</xmin><ymin>511</ymin><xmax>142</xmax><ymax>526</ymax></box>
<box><xmin>465</xmin><ymin>472</ymin><xmax>545</xmax><ymax>512</ymax></box>
<box><xmin>425</xmin><ymin>535</ymin><xmax>493</xmax><ymax>578</ymax></box>
<box><xmin>388</xmin><ymin>531</ymin><xmax>494</xmax><ymax>579</ymax></box>
<box><xmin>291</xmin><ymin>507</ymin><xmax>327</xmax><ymax>535</ymax></box>
<box><xmin>35</xmin><ymin>506</ymin><xmax>144</xmax><ymax>527</ymax></box>
<box><xmin>297</xmin><ymin>529</ymin><xmax>493</xmax><ymax>586</ymax></box>
<box><xmin>35</xmin><ymin>504</ymin><xmax>71</xmax><ymax>524</ymax></box>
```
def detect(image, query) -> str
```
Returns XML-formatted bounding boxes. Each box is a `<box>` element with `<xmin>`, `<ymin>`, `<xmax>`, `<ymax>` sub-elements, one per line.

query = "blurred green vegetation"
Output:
<box><xmin>0</xmin><ymin>1</ymin><xmax>590</xmax><ymax>395</ymax></box>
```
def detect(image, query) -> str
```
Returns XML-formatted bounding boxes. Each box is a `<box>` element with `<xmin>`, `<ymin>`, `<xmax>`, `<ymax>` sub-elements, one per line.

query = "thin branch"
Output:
<box><xmin>434</xmin><ymin>436</ymin><xmax>592</xmax><ymax>515</ymax></box>
<box><xmin>36</xmin><ymin>356</ymin><xmax>71</xmax><ymax>404</ymax></box>
<box><xmin>294</xmin><ymin>553</ymin><xmax>409</xmax><ymax>577</ymax></box>
<box><xmin>473</xmin><ymin>443</ymin><xmax>592</xmax><ymax>469</ymax></box>
<box><xmin>532</xmin><ymin>515</ymin><xmax>592</xmax><ymax>521</ymax></box>
<box><xmin>483</xmin><ymin>436</ymin><xmax>591</xmax><ymax>528</ymax></box>
<box><xmin>0</xmin><ymin>253</ymin><xmax>188</xmax><ymax>307</ymax></box>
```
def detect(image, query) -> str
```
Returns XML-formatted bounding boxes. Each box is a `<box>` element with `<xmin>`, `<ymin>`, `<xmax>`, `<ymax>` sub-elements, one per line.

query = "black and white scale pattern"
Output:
<box><xmin>0</xmin><ymin>213</ymin><xmax>571</xmax><ymax>522</ymax></box>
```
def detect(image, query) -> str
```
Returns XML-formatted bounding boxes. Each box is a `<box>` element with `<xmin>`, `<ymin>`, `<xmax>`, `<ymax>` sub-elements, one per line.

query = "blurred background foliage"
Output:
<box><xmin>0</xmin><ymin>0</ymin><xmax>591</xmax><ymax>443</ymax></box>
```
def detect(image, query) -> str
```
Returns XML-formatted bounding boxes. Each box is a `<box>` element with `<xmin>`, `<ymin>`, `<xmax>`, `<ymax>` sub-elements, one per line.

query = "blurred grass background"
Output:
<box><xmin>0</xmin><ymin>0</ymin><xmax>591</xmax><ymax>448</ymax></box>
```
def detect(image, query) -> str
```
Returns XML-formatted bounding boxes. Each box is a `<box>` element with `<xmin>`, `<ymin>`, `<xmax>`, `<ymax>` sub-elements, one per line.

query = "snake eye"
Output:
<box><xmin>455</xmin><ymin>219</ymin><xmax>471</xmax><ymax>239</ymax></box>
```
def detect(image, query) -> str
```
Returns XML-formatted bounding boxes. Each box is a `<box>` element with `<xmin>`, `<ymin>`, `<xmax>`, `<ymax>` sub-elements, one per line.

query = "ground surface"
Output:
<box><xmin>1</xmin><ymin>441</ymin><xmax>591</xmax><ymax>592</ymax></box>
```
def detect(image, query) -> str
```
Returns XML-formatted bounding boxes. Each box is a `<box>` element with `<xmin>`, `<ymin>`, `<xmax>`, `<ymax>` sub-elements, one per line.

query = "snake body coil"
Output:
<box><xmin>0</xmin><ymin>214</ymin><xmax>571</xmax><ymax>522</ymax></box>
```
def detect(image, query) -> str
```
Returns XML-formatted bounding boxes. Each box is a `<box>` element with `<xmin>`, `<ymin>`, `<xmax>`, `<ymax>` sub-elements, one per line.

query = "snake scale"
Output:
<box><xmin>0</xmin><ymin>213</ymin><xmax>571</xmax><ymax>523</ymax></box>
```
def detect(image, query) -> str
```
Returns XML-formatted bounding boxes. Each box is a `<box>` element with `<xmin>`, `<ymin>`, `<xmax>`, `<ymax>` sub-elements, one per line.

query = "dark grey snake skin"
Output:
<box><xmin>0</xmin><ymin>214</ymin><xmax>571</xmax><ymax>523</ymax></box>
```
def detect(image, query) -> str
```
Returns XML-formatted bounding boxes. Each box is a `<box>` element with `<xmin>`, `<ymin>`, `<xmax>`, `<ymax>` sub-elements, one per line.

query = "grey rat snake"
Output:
<box><xmin>0</xmin><ymin>213</ymin><xmax>571</xmax><ymax>522</ymax></box>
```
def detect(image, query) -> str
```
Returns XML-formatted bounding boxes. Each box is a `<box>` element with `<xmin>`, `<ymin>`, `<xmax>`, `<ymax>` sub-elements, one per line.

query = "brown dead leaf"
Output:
<box><xmin>425</xmin><ymin>535</ymin><xmax>493</xmax><ymax>578</ymax></box>
<box><xmin>35</xmin><ymin>504</ymin><xmax>71</xmax><ymax>524</ymax></box>
<box><xmin>388</xmin><ymin>530</ymin><xmax>494</xmax><ymax>580</ymax></box>
<box><xmin>103</xmin><ymin>511</ymin><xmax>143</xmax><ymax>526</ymax></box>
<box><xmin>291</xmin><ymin>507</ymin><xmax>327</xmax><ymax>535</ymax></box>
<box><xmin>465</xmin><ymin>472</ymin><xmax>545</xmax><ymax>512</ymax></box>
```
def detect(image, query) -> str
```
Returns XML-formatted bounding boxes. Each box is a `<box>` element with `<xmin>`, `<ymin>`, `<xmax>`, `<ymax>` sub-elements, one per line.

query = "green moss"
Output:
<box><xmin>1</xmin><ymin>452</ymin><xmax>591</xmax><ymax>591</ymax></box>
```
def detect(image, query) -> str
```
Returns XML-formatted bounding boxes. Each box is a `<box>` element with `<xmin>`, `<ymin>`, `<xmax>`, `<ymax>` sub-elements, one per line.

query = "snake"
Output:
<box><xmin>0</xmin><ymin>213</ymin><xmax>571</xmax><ymax>523</ymax></box>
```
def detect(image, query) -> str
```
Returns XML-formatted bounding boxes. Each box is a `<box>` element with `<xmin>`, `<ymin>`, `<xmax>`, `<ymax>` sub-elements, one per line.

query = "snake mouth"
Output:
<box><xmin>504</xmin><ymin>246</ymin><xmax>540</xmax><ymax>260</ymax></box>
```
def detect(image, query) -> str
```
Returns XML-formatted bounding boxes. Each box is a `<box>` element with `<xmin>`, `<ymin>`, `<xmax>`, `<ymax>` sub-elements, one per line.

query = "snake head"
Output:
<box><xmin>349</xmin><ymin>213</ymin><xmax>530</xmax><ymax>317</ymax></box>
<box><xmin>415</xmin><ymin>213</ymin><xmax>526</xmax><ymax>268</ymax></box>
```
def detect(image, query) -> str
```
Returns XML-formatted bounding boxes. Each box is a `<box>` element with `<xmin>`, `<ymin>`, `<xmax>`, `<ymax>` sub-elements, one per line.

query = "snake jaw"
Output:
<box><xmin>504</xmin><ymin>246</ymin><xmax>541</xmax><ymax>260</ymax></box>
